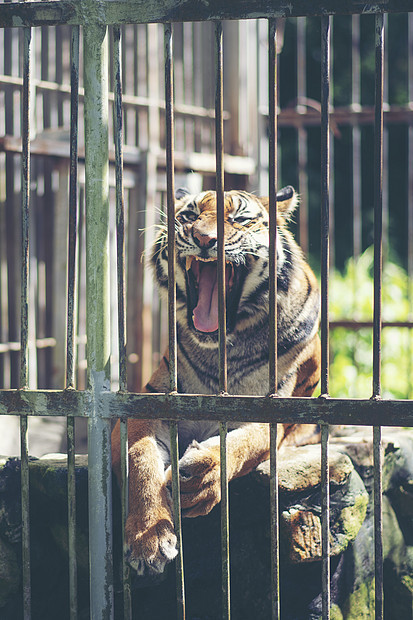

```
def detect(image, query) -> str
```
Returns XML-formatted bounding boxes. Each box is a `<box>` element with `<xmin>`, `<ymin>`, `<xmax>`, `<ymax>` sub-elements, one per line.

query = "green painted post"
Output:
<box><xmin>83</xmin><ymin>19</ymin><xmax>113</xmax><ymax>620</ymax></box>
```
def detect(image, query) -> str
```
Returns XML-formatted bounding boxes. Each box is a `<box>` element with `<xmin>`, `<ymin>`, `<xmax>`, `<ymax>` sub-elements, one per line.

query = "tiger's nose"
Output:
<box><xmin>192</xmin><ymin>227</ymin><xmax>217</xmax><ymax>249</ymax></box>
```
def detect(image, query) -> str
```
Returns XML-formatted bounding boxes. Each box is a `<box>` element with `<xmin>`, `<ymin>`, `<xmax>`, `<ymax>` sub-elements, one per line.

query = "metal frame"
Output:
<box><xmin>0</xmin><ymin>1</ymin><xmax>412</xmax><ymax>619</ymax></box>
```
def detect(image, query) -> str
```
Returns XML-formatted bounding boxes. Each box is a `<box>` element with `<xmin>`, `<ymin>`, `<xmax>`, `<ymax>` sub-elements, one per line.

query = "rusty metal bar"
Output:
<box><xmin>165</xmin><ymin>22</ymin><xmax>186</xmax><ymax>620</ymax></box>
<box><xmin>373</xmin><ymin>13</ymin><xmax>384</xmax><ymax>620</ymax></box>
<box><xmin>20</xmin><ymin>23</ymin><xmax>32</xmax><ymax>620</ymax></box>
<box><xmin>268</xmin><ymin>17</ymin><xmax>280</xmax><ymax>620</ymax></box>
<box><xmin>3</xmin><ymin>389</ymin><xmax>413</xmax><ymax>424</ymax></box>
<box><xmin>112</xmin><ymin>25</ymin><xmax>132</xmax><ymax>619</ymax></box>
<box><xmin>66</xmin><ymin>25</ymin><xmax>80</xmax><ymax>620</ymax></box>
<box><xmin>320</xmin><ymin>14</ymin><xmax>331</xmax><ymax>619</ymax></box>
<box><xmin>215</xmin><ymin>19</ymin><xmax>230</xmax><ymax>620</ymax></box>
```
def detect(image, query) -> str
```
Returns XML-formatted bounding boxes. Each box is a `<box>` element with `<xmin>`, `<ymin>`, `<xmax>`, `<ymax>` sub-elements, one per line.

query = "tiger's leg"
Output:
<box><xmin>112</xmin><ymin>418</ymin><xmax>177</xmax><ymax>574</ymax></box>
<box><xmin>165</xmin><ymin>422</ymin><xmax>281</xmax><ymax>518</ymax></box>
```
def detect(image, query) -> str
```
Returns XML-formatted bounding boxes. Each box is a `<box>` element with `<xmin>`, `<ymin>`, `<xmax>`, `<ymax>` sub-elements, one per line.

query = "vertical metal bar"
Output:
<box><xmin>373</xmin><ymin>14</ymin><xmax>384</xmax><ymax>401</ymax></box>
<box><xmin>67</xmin><ymin>414</ymin><xmax>77</xmax><ymax>620</ymax></box>
<box><xmin>320</xmin><ymin>15</ymin><xmax>331</xmax><ymax>620</ymax></box>
<box><xmin>268</xmin><ymin>19</ymin><xmax>279</xmax><ymax>620</ymax></box>
<box><xmin>67</xmin><ymin>25</ymin><xmax>80</xmax><ymax>390</ymax></box>
<box><xmin>408</xmin><ymin>13</ymin><xmax>413</xmax><ymax>399</ymax></box>
<box><xmin>351</xmin><ymin>15</ymin><xmax>362</xmax><ymax>260</ymax></box>
<box><xmin>215</xmin><ymin>20</ymin><xmax>230</xmax><ymax>620</ymax></box>
<box><xmin>83</xmin><ymin>21</ymin><xmax>113</xmax><ymax>620</ymax></box>
<box><xmin>20</xmin><ymin>415</ymin><xmax>31</xmax><ymax>620</ymax></box>
<box><xmin>373</xmin><ymin>13</ymin><xmax>384</xmax><ymax>620</ymax></box>
<box><xmin>21</xmin><ymin>24</ymin><xmax>32</xmax><ymax>620</ymax></box>
<box><xmin>215</xmin><ymin>21</ymin><xmax>227</xmax><ymax>396</ymax></box>
<box><xmin>297</xmin><ymin>17</ymin><xmax>309</xmax><ymax>255</ymax></box>
<box><xmin>112</xmin><ymin>25</ymin><xmax>132</xmax><ymax>619</ymax></box>
<box><xmin>321</xmin><ymin>423</ymin><xmax>330</xmax><ymax>620</ymax></box>
<box><xmin>351</xmin><ymin>14</ymin><xmax>362</xmax><ymax>394</ymax></box>
<box><xmin>165</xmin><ymin>23</ymin><xmax>186</xmax><ymax>620</ymax></box>
<box><xmin>21</xmin><ymin>32</ymin><xmax>31</xmax><ymax>391</ymax></box>
<box><xmin>113</xmin><ymin>26</ymin><xmax>127</xmax><ymax>396</ymax></box>
<box><xmin>268</xmin><ymin>19</ymin><xmax>277</xmax><ymax>399</ymax></box>
<box><xmin>320</xmin><ymin>15</ymin><xmax>330</xmax><ymax>400</ymax></box>
<box><xmin>119</xmin><ymin>419</ymin><xmax>131</xmax><ymax>618</ymax></box>
<box><xmin>382</xmin><ymin>14</ymin><xmax>389</xmax><ymax>261</ymax></box>
<box><xmin>66</xmin><ymin>25</ymin><xmax>80</xmax><ymax>620</ymax></box>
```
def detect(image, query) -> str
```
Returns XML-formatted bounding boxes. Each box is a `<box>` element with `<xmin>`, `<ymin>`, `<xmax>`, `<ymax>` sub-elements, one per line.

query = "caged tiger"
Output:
<box><xmin>112</xmin><ymin>185</ymin><xmax>321</xmax><ymax>575</ymax></box>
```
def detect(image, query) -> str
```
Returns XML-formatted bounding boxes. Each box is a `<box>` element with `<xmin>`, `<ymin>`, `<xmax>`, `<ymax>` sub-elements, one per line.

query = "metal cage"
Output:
<box><xmin>0</xmin><ymin>1</ymin><xmax>413</xmax><ymax>619</ymax></box>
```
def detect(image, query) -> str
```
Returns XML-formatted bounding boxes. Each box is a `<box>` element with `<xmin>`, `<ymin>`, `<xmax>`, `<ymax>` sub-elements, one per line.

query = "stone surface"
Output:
<box><xmin>255</xmin><ymin>444</ymin><xmax>368</xmax><ymax>563</ymax></box>
<box><xmin>0</xmin><ymin>429</ymin><xmax>413</xmax><ymax>618</ymax></box>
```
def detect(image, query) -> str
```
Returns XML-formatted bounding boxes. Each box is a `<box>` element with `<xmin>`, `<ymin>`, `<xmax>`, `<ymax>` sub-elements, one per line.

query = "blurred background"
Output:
<box><xmin>0</xmin><ymin>16</ymin><xmax>412</xmax><ymax>453</ymax></box>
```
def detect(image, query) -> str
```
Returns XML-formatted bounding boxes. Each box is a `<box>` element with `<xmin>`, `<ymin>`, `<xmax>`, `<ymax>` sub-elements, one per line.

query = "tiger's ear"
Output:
<box><xmin>260</xmin><ymin>185</ymin><xmax>298</xmax><ymax>221</ymax></box>
<box><xmin>175</xmin><ymin>187</ymin><xmax>191</xmax><ymax>200</ymax></box>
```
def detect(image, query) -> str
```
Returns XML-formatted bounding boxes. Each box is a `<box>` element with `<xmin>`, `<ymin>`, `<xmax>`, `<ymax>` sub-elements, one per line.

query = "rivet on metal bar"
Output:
<box><xmin>21</xmin><ymin>23</ymin><xmax>32</xmax><ymax>620</ymax></box>
<box><xmin>66</xmin><ymin>24</ymin><xmax>80</xmax><ymax>620</ymax></box>
<box><xmin>112</xmin><ymin>24</ymin><xmax>132</xmax><ymax>619</ymax></box>
<box><xmin>373</xmin><ymin>13</ymin><xmax>385</xmax><ymax>620</ymax></box>
<box><xmin>215</xmin><ymin>19</ymin><xmax>230</xmax><ymax>620</ymax></box>
<box><xmin>320</xmin><ymin>14</ymin><xmax>331</xmax><ymax>620</ymax></box>
<box><xmin>268</xmin><ymin>17</ymin><xmax>280</xmax><ymax>620</ymax></box>
<box><xmin>164</xmin><ymin>22</ymin><xmax>186</xmax><ymax>620</ymax></box>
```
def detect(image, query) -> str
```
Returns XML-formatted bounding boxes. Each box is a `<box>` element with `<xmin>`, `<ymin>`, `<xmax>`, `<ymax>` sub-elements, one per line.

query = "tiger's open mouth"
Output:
<box><xmin>184</xmin><ymin>256</ymin><xmax>247</xmax><ymax>333</ymax></box>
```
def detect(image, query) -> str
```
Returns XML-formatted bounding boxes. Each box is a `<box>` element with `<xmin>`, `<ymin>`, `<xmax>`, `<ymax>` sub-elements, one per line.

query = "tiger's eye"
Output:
<box><xmin>182</xmin><ymin>211</ymin><xmax>198</xmax><ymax>222</ymax></box>
<box><xmin>234</xmin><ymin>216</ymin><xmax>251</xmax><ymax>224</ymax></box>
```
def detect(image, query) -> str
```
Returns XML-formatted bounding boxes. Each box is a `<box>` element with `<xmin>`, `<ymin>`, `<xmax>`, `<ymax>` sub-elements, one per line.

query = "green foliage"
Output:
<box><xmin>328</xmin><ymin>248</ymin><xmax>413</xmax><ymax>399</ymax></box>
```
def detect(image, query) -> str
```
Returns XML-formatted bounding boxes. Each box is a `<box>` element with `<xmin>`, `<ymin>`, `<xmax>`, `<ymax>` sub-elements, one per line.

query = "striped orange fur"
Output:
<box><xmin>112</xmin><ymin>186</ymin><xmax>321</xmax><ymax>574</ymax></box>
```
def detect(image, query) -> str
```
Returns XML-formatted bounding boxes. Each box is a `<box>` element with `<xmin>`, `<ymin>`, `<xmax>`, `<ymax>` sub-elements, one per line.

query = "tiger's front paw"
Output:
<box><xmin>125</xmin><ymin>510</ymin><xmax>178</xmax><ymax>575</ymax></box>
<box><xmin>166</xmin><ymin>442</ymin><xmax>221</xmax><ymax>518</ymax></box>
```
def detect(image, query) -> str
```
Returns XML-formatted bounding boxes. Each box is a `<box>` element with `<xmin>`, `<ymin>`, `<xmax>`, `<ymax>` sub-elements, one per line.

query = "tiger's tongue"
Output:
<box><xmin>192</xmin><ymin>263</ymin><xmax>219</xmax><ymax>332</ymax></box>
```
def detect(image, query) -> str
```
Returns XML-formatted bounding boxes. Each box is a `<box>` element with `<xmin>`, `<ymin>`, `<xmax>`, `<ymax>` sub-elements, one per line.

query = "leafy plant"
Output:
<box><xmin>328</xmin><ymin>247</ymin><xmax>413</xmax><ymax>399</ymax></box>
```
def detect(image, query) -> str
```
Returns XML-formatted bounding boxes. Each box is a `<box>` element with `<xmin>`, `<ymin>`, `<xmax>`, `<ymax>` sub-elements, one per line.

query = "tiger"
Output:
<box><xmin>112</xmin><ymin>185</ymin><xmax>321</xmax><ymax>575</ymax></box>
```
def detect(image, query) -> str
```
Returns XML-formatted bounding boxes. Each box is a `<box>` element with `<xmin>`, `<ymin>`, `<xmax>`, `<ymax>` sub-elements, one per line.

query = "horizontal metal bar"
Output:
<box><xmin>0</xmin><ymin>389</ymin><xmax>91</xmax><ymax>416</ymax></box>
<box><xmin>1</xmin><ymin>390</ymin><xmax>413</xmax><ymax>426</ymax></box>
<box><xmin>330</xmin><ymin>321</ymin><xmax>413</xmax><ymax>330</ymax></box>
<box><xmin>0</xmin><ymin>0</ymin><xmax>411</xmax><ymax>29</ymax></box>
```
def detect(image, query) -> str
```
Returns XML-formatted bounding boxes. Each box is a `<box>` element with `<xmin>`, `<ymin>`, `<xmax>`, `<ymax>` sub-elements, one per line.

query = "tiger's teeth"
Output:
<box><xmin>186</xmin><ymin>257</ymin><xmax>192</xmax><ymax>271</ymax></box>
